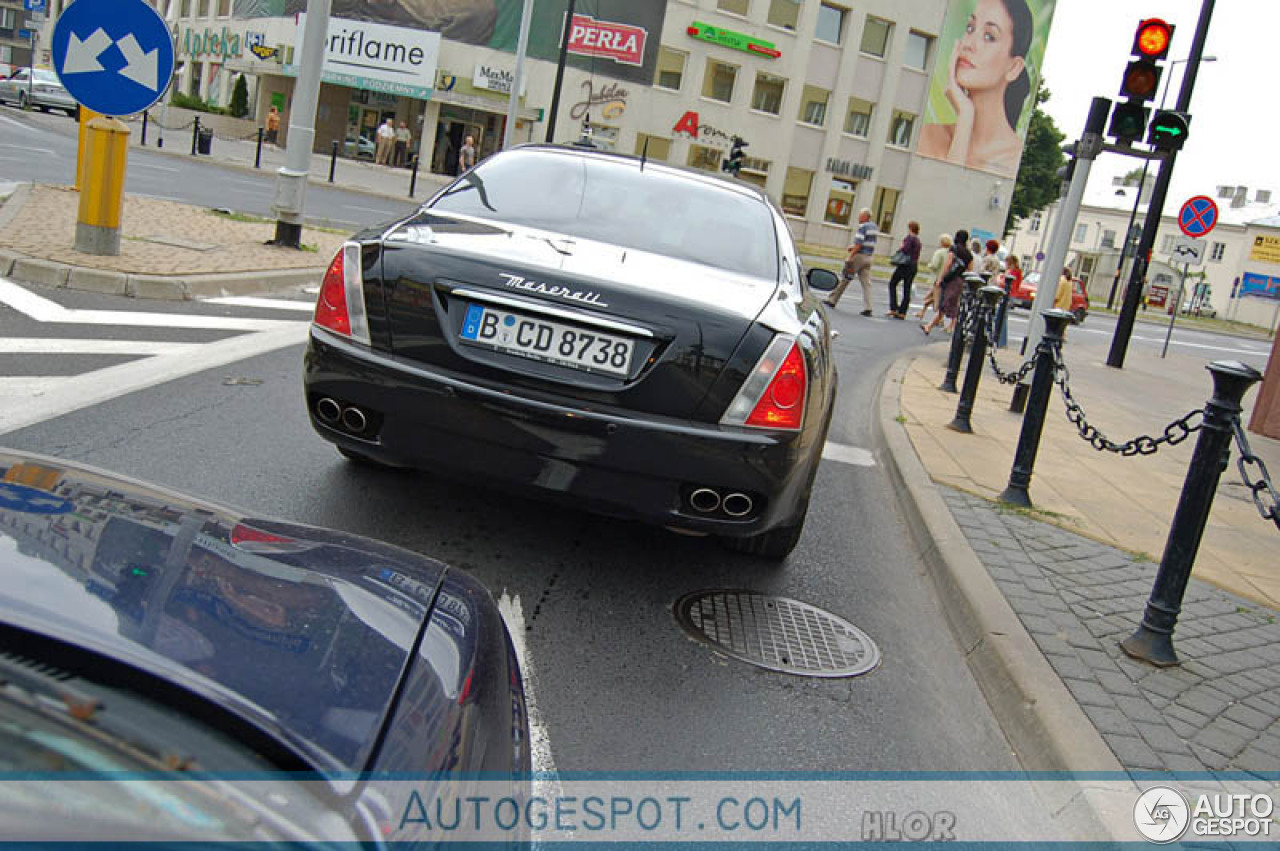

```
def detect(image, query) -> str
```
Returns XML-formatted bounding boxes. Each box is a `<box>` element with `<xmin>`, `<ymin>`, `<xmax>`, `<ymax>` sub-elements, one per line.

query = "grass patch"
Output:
<box><xmin>993</xmin><ymin>501</ymin><xmax>1080</xmax><ymax>526</ymax></box>
<box><xmin>895</xmin><ymin>414</ymin><xmax>908</xmax><ymax>424</ymax></box>
<box><xmin>208</xmin><ymin>208</ymin><xmax>271</xmax><ymax>225</ymax></box>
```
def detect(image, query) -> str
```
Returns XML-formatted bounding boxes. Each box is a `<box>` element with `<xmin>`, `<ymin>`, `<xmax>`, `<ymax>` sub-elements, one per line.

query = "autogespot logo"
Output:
<box><xmin>1134</xmin><ymin>786</ymin><xmax>1190</xmax><ymax>843</ymax></box>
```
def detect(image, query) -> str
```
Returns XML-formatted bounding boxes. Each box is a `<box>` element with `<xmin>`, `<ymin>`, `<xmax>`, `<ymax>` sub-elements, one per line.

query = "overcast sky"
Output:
<box><xmin>1037</xmin><ymin>0</ymin><xmax>1270</xmax><ymax>207</ymax></box>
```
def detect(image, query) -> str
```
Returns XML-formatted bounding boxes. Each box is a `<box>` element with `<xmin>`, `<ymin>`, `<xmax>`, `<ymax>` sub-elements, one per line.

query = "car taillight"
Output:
<box><xmin>721</xmin><ymin>336</ymin><xmax>807</xmax><ymax>431</ymax></box>
<box><xmin>314</xmin><ymin>242</ymin><xmax>370</xmax><ymax>344</ymax></box>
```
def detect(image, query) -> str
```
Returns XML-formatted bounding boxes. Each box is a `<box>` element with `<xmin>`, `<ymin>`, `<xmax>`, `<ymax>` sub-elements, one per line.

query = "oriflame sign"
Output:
<box><xmin>566</xmin><ymin>14</ymin><xmax>646</xmax><ymax>67</ymax></box>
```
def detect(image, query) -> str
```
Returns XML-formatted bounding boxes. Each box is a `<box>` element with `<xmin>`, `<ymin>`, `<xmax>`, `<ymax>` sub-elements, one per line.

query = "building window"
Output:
<box><xmin>815</xmin><ymin>4</ymin><xmax>846</xmax><ymax>45</ymax></box>
<box><xmin>1159</xmin><ymin>234</ymin><xmax>1176</xmax><ymax>253</ymax></box>
<box><xmin>873</xmin><ymin>186</ymin><xmax>899</xmax><ymax>233</ymax></box>
<box><xmin>904</xmin><ymin>31</ymin><xmax>932</xmax><ymax>70</ymax></box>
<box><xmin>1257</xmin><ymin>190</ymin><xmax>1272</xmax><ymax>204</ymax></box>
<box><xmin>180</xmin><ymin>0</ymin><xmax>191</xmax><ymax>16</ymax></box>
<box><xmin>634</xmin><ymin>134</ymin><xmax>671</xmax><ymax>162</ymax></box>
<box><xmin>717</xmin><ymin>0</ymin><xmax>749</xmax><ymax>16</ymax></box>
<box><xmin>767</xmin><ymin>0</ymin><xmax>801</xmax><ymax>30</ymax></box>
<box><xmin>0</xmin><ymin>8</ymin><xmax>16</xmax><ymax>29</ymax></box>
<box><xmin>825</xmin><ymin>179</ymin><xmax>858</xmax><ymax>226</ymax></box>
<box><xmin>799</xmin><ymin>85</ymin><xmax>830</xmax><ymax>126</ymax></box>
<box><xmin>1210</xmin><ymin>241</ymin><xmax>1225</xmax><ymax>262</ymax></box>
<box><xmin>887</xmin><ymin>111</ymin><xmax>914</xmax><ymax>148</ymax></box>
<box><xmin>197</xmin><ymin>0</ymin><xmax>209</xmax><ymax>16</ymax></box>
<box><xmin>860</xmin><ymin>16</ymin><xmax>892</xmax><ymax>57</ymax></box>
<box><xmin>655</xmin><ymin>47</ymin><xmax>686</xmax><ymax>91</ymax></box>
<box><xmin>1029</xmin><ymin>211</ymin><xmax>1042</xmax><ymax>233</ymax></box>
<box><xmin>751</xmin><ymin>73</ymin><xmax>785</xmax><ymax>115</ymax></box>
<box><xmin>782</xmin><ymin>167</ymin><xmax>814</xmax><ymax>217</ymax></box>
<box><xmin>844</xmin><ymin>98</ymin><xmax>873</xmax><ymax>136</ymax></box>
<box><xmin>1101</xmin><ymin>229</ymin><xmax>1116</xmax><ymax>249</ymax></box>
<box><xmin>702</xmin><ymin>59</ymin><xmax>738</xmax><ymax>103</ymax></box>
<box><xmin>1074</xmin><ymin>224</ymin><xmax>1089</xmax><ymax>243</ymax></box>
<box><xmin>687</xmin><ymin>144</ymin><xmax>722</xmax><ymax>173</ymax></box>
<box><xmin>217</xmin><ymin>0</ymin><xmax>230</xmax><ymax>15</ymax></box>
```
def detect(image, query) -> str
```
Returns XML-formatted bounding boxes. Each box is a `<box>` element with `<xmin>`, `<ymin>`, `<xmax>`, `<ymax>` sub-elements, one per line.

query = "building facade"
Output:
<box><xmin>35</xmin><ymin>0</ymin><xmax>1039</xmax><ymax>254</ymax></box>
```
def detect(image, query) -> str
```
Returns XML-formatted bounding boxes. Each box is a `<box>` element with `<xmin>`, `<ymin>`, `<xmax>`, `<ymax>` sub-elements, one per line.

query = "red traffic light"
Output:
<box><xmin>1120</xmin><ymin>60</ymin><xmax>1161</xmax><ymax>100</ymax></box>
<box><xmin>1133</xmin><ymin>18</ymin><xmax>1172</xmax><ymax>60</ymax></box>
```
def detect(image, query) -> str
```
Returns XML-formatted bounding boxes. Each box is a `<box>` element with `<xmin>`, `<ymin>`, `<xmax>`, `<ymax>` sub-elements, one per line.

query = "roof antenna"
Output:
<box><xmin>640</xmin><ymin>135</ymin><xmax>649</xmax><ymax>171</ymax></box>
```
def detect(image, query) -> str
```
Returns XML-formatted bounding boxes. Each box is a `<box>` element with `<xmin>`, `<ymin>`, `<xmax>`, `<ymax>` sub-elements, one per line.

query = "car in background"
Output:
<box><xmin>0</xmin><ymin>449</ymin><xmax>529</xmax><ymax>841</ymax></box>
<box><xmin>0</xmin><ymin>68</ymin><xmax>78</xmax><ymax>117</ymax></box>
<box><xmin>344</xmin><ymin>134</ymin><xmax>376</xmax><ymax>160</ymax></box>
<box><xmin>1009</xmin><ymin>271</ymin><xmax>1089</xmax><ymax>323</ymax></box>
<box><xmin>304</xmin><ymin>144</ymin><xmax>839</xmax><ymax>559</ymax></box>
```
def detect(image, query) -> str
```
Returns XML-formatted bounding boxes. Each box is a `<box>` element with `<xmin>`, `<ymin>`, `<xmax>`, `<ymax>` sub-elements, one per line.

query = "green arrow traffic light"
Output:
<box><xmin>1148</xmin><ymin>110</ymin><xmax>1190</xmax><ymax>150</ymax></box>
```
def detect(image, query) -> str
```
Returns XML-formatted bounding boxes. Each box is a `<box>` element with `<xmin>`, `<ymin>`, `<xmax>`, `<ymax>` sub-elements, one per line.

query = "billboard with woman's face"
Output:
<box><xmin>917</xmin><ymin>0</ymin><xmax>1057</xmax><ymax>179</ymax></box>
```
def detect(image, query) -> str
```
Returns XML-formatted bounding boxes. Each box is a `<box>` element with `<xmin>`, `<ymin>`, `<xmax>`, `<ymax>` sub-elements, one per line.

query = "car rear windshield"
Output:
<box><xmin>430</xmin><ymin>150</ymin><xmax>779</xmax><ymax>279</ymax></box>
<box><xmin>34</xmin><ymin>70</ymin><xmax>59</xmax><ymax>84</ymax></box>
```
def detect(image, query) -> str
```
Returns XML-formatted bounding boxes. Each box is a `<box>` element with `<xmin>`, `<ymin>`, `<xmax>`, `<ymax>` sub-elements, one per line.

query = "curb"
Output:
<box><xmin>875</xmin><ymin>355</ymin><xmax>1132</xmax><ymax>839</ymax></box>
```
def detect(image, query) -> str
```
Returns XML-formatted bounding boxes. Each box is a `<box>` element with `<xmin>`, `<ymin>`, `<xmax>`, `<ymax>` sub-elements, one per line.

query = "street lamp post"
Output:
<box><xmin>1106</xmin><ymin>55</ymin><xmax>1217</xmax><ymax>312</ymax></box>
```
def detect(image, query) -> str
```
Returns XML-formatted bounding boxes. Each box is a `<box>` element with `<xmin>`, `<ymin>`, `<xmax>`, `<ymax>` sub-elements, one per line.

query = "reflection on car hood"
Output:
<box><xmin>0</xmin><ymin>450</ymin><xmax>450</xmax><ymax>772</ymax></box>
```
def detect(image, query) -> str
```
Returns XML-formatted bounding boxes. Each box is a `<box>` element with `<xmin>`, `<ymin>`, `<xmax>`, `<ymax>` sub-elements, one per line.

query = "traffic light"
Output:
<box><xmin>1107</xmin><ymin>18</ymin><xmax>1174</xmax><ymax>145</ymax></box>
<box><xmin>1147</xmin><ymin>109</ymin><xmax>1190</xmax><ymax>150</ymax></box>
<box><xmin>1056</xmin><ymin>142</ymin><xmax>1077</xmax><ymax>186</ymax></box>
<box><xmin>722</xmin><ymin>136</ymin><xmax>747</xmax><ymax>177</ymax></box>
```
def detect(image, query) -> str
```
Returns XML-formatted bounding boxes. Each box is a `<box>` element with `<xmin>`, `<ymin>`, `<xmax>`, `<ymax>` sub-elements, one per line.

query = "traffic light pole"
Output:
<box><xmin>1106</xmin><ymin>0</ymin><xmax>1216</xmax><ymax>369</ymax></box>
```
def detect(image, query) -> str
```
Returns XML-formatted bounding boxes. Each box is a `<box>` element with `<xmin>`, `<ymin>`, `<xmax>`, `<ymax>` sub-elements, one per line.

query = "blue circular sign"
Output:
<box><xmin>51</xmin><ymin>0</ymin><xmax>175</xmax><ymax>117</ymax></box>
<box><xmin>1178</xmin><ymin>196</ymin><xmax>1219</xmax><ymax>239</ymax></box>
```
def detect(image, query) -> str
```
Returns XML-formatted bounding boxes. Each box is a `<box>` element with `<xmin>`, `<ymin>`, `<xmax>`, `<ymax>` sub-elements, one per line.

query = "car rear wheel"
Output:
<box><xmin>337</xmin><ymin>445</ymin><xmax>403</xmax><ymax>470</ymax></box>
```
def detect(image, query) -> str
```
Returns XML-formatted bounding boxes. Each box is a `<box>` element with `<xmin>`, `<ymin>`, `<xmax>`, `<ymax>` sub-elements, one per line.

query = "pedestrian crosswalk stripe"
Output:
<box><xmin>823</xmin><ymin>442</ymin><xmax>876</xmax><ymax>467</ymax></box>
<box><xmin>204</xmin><ymin>296</ymin><xmax>316</xmax><ymax>313</ymax></box>
<box><xmin>0</xmin><ymin>338</ymin><xmax>200</xmax><ymax>355</ymax></box>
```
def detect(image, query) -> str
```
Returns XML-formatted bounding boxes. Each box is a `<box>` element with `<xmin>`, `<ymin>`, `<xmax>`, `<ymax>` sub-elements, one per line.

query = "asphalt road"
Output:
<box><xmin>0</xmin><ymin>106</ymin><xmax>415</xmax><ymax>230</ymax></box>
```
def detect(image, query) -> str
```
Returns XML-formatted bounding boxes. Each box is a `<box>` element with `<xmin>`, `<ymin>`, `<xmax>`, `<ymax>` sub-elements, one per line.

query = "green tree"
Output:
<box><xmin>229</xmin><ymin>74</ymin><xmax>250</xmax><ymax>119</ymax></box>
<box><xmin>1005</xmin><ymin>85</ymin><xmax>1065</xmax><ymax>234</ymax></box>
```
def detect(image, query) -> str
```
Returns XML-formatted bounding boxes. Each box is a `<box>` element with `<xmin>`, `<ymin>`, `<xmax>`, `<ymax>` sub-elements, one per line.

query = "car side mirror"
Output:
<box><xmin>807</xmin><ymin>268</ymin><xmax>839</xmax><ymax>292</ymax></box>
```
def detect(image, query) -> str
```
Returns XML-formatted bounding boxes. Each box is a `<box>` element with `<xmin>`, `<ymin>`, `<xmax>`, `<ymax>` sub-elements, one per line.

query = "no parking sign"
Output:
<box><xmin>1178</xmin><ymin>196</ymin><xmax>1219</xmax><ymax>239</ymax></box>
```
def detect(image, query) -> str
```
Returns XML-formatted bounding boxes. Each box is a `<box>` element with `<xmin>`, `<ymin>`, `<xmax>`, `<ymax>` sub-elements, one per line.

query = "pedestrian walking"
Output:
<box><xmin>265</xmin><ymin>105</ymin><xmax>280</xmax><ymax>146</ymax></box>
<box><xmin>917</xmin><ymin>233</ymin><xmax>953</xmax><ymax>321</ymax></box>
<box><xmin>994</xmin><ymin>254</ymin><xmax>1022</xmax><ymax>348</ymax></box>
<box><xmin>922</xmin><ymin>229</ymin><xmax>973</xmax><ymax>336</ymax></box>
<box><xmin>459</xmin><ymin>134</ymin><xmax>477</xmax><ymax>173</ymax></box>
<box><xmin>375</xmin><ymin>118</ymin><xmax>396</xmax><ymax>165</ymax></box>
<box><xmin>886</xmin><ymin>220</ymin><xmax>922</xmax><ymax>319</ymax></box>
<box><xmin>825</xmin><ymin>208</ymin><xmax>878</xmax><ymax>316</ymax></box>
<box><xmin>393</xmin><ymin>121</ymin><xmax>411</xmax><ymax>167</ymax></box>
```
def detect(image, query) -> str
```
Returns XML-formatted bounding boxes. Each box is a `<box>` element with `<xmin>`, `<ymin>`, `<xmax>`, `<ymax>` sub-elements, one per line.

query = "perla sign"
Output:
<box><xmin>289</xmin><ymin>14</ymin><xmax>441</xmax><ymax>100</ymax></box>
<box><xmin>472</xmin><ymin>64</ymin><xmax>526</xmax><ymax>97</ymax></box>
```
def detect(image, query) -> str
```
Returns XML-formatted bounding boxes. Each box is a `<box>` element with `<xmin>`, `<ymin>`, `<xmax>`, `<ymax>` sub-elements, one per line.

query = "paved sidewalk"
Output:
<box><xmin>881</xmin><ymin>338</ymin><xmax>1280</xmax><ymax>774</ymax></box>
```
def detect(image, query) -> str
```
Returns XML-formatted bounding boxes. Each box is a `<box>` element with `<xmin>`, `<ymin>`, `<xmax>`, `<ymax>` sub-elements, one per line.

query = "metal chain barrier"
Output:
<box><xmin>208</xmin><ymin>128</ymin><xmax>265</xmax><ymax>142</ymax></box>
<box><xmin>985</xmin><ymin>328</ymin><xmax>1044</xmax><ymax>386</ymax></box>
<box><xmin>1052</xmin><ymin>342</ymin><xmax>1204</xmax><ymax>456</ymax></box>
<box><xmin>1230</xmin><ymin>420</ymin><xmax>1280</xmax><ymax>530</ymax></box>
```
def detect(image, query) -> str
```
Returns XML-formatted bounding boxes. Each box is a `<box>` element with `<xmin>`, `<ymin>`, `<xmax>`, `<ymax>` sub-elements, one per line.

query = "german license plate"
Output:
<box><xmin>460</xmin><ymin>304</ymin><xmax>634</xmax><ymax>378</ymax></box>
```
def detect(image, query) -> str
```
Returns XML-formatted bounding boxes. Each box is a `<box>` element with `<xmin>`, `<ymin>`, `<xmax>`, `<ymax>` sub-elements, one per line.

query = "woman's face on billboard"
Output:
<box><xmin>955</xmin><ymin>0</ymin><xmax>1024</xmax><ymax>95</ymax></box>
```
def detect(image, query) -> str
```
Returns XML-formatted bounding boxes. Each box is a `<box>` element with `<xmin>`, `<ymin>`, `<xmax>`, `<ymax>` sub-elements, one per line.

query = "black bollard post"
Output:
<box><xmin>941</xmin><ymin>274</ymin><xmax>984</xmax><ymax>393</ymax></box>
<box><xmin>255</xmin><ymin>128</ymin><xmax>263</xmax><ymax>169</ymax></box>
<box><xmin>1119</xmin><ymin>361</ymin><xmax>1264</xmax><ymax>667</ymax></box>
<box><xmin>329</xmin><ymin>141</ymin><xmax>338</xmax><ymax>183</ymax></box>
<box><xmin>191</xmin><ymin>117</ymin><xmax>200</xmax><ymax>156</ymax></box>
<box><xmin>997</xmin><ymin>309</ymin><xmax>1073</xmax><ymax>507</ymax></box>
<box><xmin>948</xmin><ymin>286</ymin><xmax>1005</xmax><ymax>433</ymax></box>
<box><xmin>141</xmin><ymin>111</ymin><xmax>148</xmax><ymax>146</ymax></box>
<box><xmin>409</xmin><ymin>154</ymin><xmax>419</xmax><ymax>197</ymax></box>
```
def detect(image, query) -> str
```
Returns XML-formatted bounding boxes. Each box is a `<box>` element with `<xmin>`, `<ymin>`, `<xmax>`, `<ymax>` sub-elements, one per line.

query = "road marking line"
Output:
<box><xmin>348</xmin><ymin>205</ymin><xmax>397</xmax><ymax>215</ymax></box>
<box><xmin>131</xmin><ymin>162</ymin><xmax>180</xmax><ymax>172</ymax></box>
<box><xmin>823</xmin><ymin>442</ymin><xmax>876</xmax><ymax>467</ymax></box>
<box><xmin>0</xmin><ymin>114</ymin><xmax>39</xmax><ymax>132</ymax></box>
<box><xmin>204</xmin><ymin>296</ymin><xmax>316</xmax><ymax>313</ymax></box>
<box><xmin>0</xmin><ymin>278</ymin><xmax>303</xmax><ymax>331</ymax></box>
<box><xmin>0</xmin><ymin>338</ymin><xmax>200</xmax><ymax>355</ymax></box>
<box><xmin>0</xmin><ymin>324</ymin><xmax>308</xmax><ymax>435</ymax></box>
<box><xmin>0</xmin><ymin>143</ymin><xmax>54</xmax><ymax>154</ymax></box>
<box><xmin>497</xmin><ymin>592</ymin><xmax>560</xmax><ymax>790</ymax></box>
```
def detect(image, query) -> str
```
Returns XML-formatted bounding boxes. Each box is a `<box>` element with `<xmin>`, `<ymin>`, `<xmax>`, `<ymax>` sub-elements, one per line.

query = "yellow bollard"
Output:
<box><xmin>75</xmin><ymin>116</ymin><xmax>131</xmax><ymax>256</ymax></box>
<box><xmin>75</xmin><ymin>107</ymin><xmax>101</xmax><ymax>192</ymax></box>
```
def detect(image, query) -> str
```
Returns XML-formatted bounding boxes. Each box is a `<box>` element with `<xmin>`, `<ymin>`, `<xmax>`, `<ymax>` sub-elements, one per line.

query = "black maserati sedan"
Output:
<box><xmin>304</xmin><ymin>145</ymin><xmax>838</xmax><ymax>559</ymax></box>
<box><xmin>0</xmin><ymin>450</ymin><xmax>528</xmax><ymax>842</ymax></box>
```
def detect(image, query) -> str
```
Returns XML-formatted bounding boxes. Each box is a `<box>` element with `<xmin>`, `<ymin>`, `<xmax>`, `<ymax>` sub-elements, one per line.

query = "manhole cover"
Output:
<box><xmin>674</xmin><ymin>590</ymin><xmax>880</xmax><ymax>677</ymax></box>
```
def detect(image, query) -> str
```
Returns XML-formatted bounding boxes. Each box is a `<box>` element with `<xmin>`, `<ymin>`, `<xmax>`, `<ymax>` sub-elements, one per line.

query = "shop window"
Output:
<box><xmin>904</xmin><ymin>31</ymin><xmax>932</xmax><ymax>70</ymax></box>
<box><xmin>887</xmin><ymin>111</ymin><xmax>915</xmax><ymax>148</ymax></box>
<box><xmin>815</xmin><ymin>4</ymin><xmax>846</xmax><ymax>44</ymax></box>
<box><xmin>799</xmin><ymin>85</ymin><xmax>829</xmax><ymax>126</ymax></box>
<box><xmin>873</xmin><ymin>186</ymin><xmax>899</xmax><ymax>233</ymax></box>
<box><xmin>782</xmin><ymin>167</ymin><xmax>814</xmax><ymax>217</ymax></box>
<box><xmin>634</xmin><ymin>134</ymin><xmax>671</xmax><ymax>162</ymax></box>
<box><xmin>844</xmin><ymin>98</ymin><xmax>873</xmax><ymax>137</ymax></box>
<box><xmin>751</xmin><ymin>73</ymin><xmax>785</xmax><ymax>115</ymax></box>
<box><xmin>655</xmin><ymin>47</ymin><xmax>686</xmax><ymax>91</ymax></box>
<box><xmin>767</xmin><ymin>0</ymin><xmax>800</xmax><ymax>30</ymax></box>
<box><xmin>825</xmin><ymin>179</ymin><xmax>858</xmax><ymax>226</ymax></box>
<box><xmin>702</xmin><ymin>59</ymin><xmax>738</xmax><ymax>103</ymax></box>
<box><xmin>688</xmin><ymin>144</ymin><xmax>722</xmax><ymax>173</ymax></box>
<box><xmin>861</xmin><ymin>17</ymin><xmax>892</xmax><ymax>57</ymax></box>
<box><xmin>717</xmin><ymin>0</ymin><xmax>749</xmax><ymax>16</ymax></box>
<box><xmin>738</xmin><ymin>159</ymin><xmax>769</xmax><ymax>190</ymax></box>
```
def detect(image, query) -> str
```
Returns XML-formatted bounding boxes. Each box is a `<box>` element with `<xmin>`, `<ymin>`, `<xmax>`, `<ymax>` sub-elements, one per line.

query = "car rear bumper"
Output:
<box><xmin>303</xmin><ymin>329</ymin><xmax>824</xmax><ymax>536</ymax></box>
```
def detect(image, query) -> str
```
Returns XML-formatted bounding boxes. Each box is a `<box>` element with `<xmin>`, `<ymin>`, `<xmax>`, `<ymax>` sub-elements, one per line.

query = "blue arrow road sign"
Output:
<box><xmin>0</xmin><ymin>482</ymin><xmax>73</xmax><ymax>515</ymax></box>
<box><xmin>1178</xmin><ymin>195</ymin><xmax>1219</xmax><ymax>239</ymax></box>
<box><xmin>51</xmin><ymin>0</ymin><xmax>175</xmax><ymax>117</ymax></box>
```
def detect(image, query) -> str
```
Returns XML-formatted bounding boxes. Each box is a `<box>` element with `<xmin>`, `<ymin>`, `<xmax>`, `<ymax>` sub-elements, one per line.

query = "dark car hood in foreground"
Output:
<box><xmin>0</xmin><ymin>450</ymin><xmax>452</xmax><ymax>772</ymax></box>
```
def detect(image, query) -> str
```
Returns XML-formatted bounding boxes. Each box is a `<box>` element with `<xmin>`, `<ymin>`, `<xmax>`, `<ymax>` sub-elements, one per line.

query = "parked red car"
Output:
<box><xmin>1009</xmin><ymin>272</ymin><xmax>1089</xmax><ymax>323</ymax></box>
